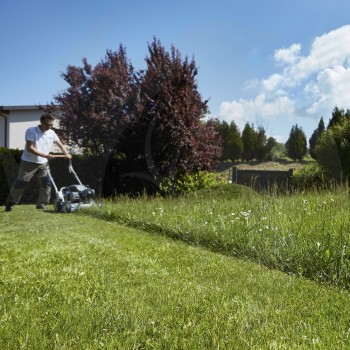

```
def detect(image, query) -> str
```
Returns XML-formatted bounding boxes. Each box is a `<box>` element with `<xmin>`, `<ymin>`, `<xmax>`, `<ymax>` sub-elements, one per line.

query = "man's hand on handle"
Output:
<box><xmin>47</xmin><ymin>153</ymin><xmax>72</xmax><ymax>160</ymax></box>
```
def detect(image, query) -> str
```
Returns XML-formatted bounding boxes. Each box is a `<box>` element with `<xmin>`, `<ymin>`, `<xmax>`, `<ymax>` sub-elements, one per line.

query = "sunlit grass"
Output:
<box><xmin>1</xmin><ymin>201</ymin><xmax>350</xmax><ymax>349</ymax></box>
<box><xmin>84</xmin><ymin>184</ymin><xmax>350</xmax><ymax>289</ymax></box>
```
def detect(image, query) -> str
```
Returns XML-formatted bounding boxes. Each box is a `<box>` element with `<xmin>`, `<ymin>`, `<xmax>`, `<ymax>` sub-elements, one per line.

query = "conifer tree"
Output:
<box><xmin>242</xmin><ymin>123</ymin><xmax>256</xmax><ymax>161</ymax></box>
<box><xmin>265</xmin><ymin>137</ymin><xmax>278</xmax><ymax>160</ymax></box>
<box><xmin>227</xmin><ymin>121</ymin><xmax>243</xmax><ymax>161</ymax></box>
<box><xmin>215</xmin><ymin>120</ymin><xmax>243</xmax><ymax>161</ymax></box>
<box><xmin>216</xmin><ymin>121</ymin><xmax>230</xmax><ymax>160</ymax></box>
<box><xmin>255</xmin><ymin>126</ymin><xmax>267</xmax><ymax>161</ymax></box>
<box><xmin>327</xmin><ymin>107</ymin><xmax>350</xmax><ymax>129</ymax></box>
<box><xmin>285</xmin><ymin>124</ymin><xmax>307</xmax><ymax>161</ymax></box>
<box><xmin>309</xmin><ymin>117</ymin><xmax>325</xmax><ymax>159</ymax></box>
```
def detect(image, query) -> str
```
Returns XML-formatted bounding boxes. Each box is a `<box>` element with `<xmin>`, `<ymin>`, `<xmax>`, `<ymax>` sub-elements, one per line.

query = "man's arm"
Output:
<box><xmin>26</xmin><ymin>141</ymin><xmax>55</xmax><ymax>159</ymax></box>
<box><xmin>55</xmin><ymin>140</ymin><xmax>72</xmax><ymax>159</ymax></box>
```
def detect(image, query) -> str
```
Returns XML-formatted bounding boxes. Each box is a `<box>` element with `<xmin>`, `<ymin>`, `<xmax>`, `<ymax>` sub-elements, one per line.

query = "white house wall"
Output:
<box><xmin>8</xmin><ymin>109</ymin><xmax>42</xmax><ymax>149</ymax></box>
<box><xmin>0</xmin><ymin>115</ymin><xmax>6</xmax><ymax>147</ymax></box>
<box><xmin>1</xmin><ymin>106</ymin><xmax>61</xmax><ymax>153</ymax></box>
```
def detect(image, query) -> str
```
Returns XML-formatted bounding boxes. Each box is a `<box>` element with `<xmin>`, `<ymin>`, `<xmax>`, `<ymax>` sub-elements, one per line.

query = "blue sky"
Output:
<box><xmin>2</xmin><ymin>0</ymin><xmax>350</xmax><ymax>142</ymax></box>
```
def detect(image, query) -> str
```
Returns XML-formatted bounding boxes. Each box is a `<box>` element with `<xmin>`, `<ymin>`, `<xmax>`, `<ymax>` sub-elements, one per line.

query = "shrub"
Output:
<box><xmin>292</xmin><ymin>162</ymin><xmax>333</xmax><ymax>190</ymax></box>
<box><xmin>315</xmin><ymin>130</ymin><xmax>343</xmax><ymax>181</ymax></box>
<box><xmin>0</xmin><ymin>148</ymin><xmax>33</xmax><ymax>205</ymax></box>
<box><xmin>160</xmin><ymin>171</ymin><xmax>225</xmax><ymax>196</ymax></box>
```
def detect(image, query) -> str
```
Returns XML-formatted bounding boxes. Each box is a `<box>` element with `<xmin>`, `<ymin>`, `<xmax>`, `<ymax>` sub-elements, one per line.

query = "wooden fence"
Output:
<box><xmin>231</xmin><ymin>167</ymin><xmax>294</xmax><ymax>191</ymax></box>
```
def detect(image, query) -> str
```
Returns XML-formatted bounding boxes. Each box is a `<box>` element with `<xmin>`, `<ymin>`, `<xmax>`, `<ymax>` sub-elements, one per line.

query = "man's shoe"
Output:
<box><xmin>36</xmin><ymin>204</ymin><xmax>48</xmax><ymax>210</ymax></box>
<box><xmin>5</xmin><ymin>202</ymin><xmax>14</xmax><ymax>212</ymax></box>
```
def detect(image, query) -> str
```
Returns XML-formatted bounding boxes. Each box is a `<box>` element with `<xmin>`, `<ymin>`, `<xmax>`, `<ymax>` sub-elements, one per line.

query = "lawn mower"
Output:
<box><xmin>47</xmin><ymin>155</ymin><xmax>96</xmax><ymax>213</ymax></box>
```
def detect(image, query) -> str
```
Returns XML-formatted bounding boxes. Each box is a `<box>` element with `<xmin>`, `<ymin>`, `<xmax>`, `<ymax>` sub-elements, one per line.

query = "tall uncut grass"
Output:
<box><xmin>83</xmin><ymin>184</ymin><xmax>350</xmax><ymax>289</ymax></box>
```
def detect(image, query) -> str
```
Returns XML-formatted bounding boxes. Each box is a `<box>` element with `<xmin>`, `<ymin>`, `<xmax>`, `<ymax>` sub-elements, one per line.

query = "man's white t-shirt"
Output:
<box><xmin>21</xmin><ymin>126</ymin><xmax>60</xmax><ymax>164</ymax></box>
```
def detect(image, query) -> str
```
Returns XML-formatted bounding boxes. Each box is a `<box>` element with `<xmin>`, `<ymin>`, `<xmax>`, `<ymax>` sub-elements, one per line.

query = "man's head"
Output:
<box><xmin>40</xmin><ymin>113</ymin><xmax>55</xmax><ymax>130</ymax></box>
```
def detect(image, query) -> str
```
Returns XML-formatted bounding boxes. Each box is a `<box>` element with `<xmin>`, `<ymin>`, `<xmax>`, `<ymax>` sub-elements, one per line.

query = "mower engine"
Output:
<box><xmin>54</xmin><ymin>185</ymin><xmax>95</xmax><ymax>213</ymax></box>
<box><xmin>48</xmin><ymin>157</ymin><xmax>96</xmax><ymax>213</ymax></box>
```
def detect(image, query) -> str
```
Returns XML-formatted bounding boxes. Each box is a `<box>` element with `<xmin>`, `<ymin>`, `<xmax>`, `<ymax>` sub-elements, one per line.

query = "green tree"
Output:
<box><xmin>255</xmin><ymin>126</ymin><xmax>267</xmax><ymax>161</ymax></box>
<box><xmin>315</xmin><ymin>131</ymin><xmax>343</xmax><ymax>182</ymax></box>
<box><xmin>309</xmin><ymin>117</ymin><xmax>325</xmax><ymax>160</ymax></box>
<box><xmin>316</xmin><ymin>117</ymin><xmax>350</xmax><ymax>183</ymax></box>
<box><xmin>216</xmin><ymin>121</ymin><xmax>230</xmax><ymax>160</ymax></box>
<box><xmin>264</xmin><ymin>136</ymin><xmax>278</xmax><ymax>160</ymax></box>
<box><xmin>285</xmin><ymin>124</ymin><xmax>307</xmax><ymax>161</ymax></box>
<box><xmin>227</xmin><ymin>121</ymin><xmax>243</xmax><ymax>161</ymax></box>
<box><xmin>215</xmin><ymin>120</ymin><xmax>242</xmax><ymax>161</ymax></box>
<box><xmin>327</xmin><ymin>107</ymin><xmax>350</xmax><ymax>129</ymax></box>
<box><xmin>242</xmin><ymin>123</ymin><xmax>256</xmax><ymax>161</ymax></box>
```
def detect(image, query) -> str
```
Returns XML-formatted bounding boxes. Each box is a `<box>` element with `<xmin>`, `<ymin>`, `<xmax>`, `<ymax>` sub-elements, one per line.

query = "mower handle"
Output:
<box><xmin>49</xmin><ymin>155</ymin><xmax>82</xmax><ymax>185</ymax></box>
<box><xmin>50</xmin><ymin>154</ymin><xmax>70</xmax><ymax>158</ymax></box>
<box><xmin>49</xmin><ymin>154</ymin><xmax>73</xmax><ymax>168</ymax></box>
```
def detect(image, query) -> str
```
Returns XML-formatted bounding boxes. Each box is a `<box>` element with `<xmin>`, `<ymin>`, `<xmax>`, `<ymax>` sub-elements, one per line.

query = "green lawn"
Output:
<box><xmin>1</xmin><ymin>205</ymin><xmax>350</xmax><ymax>349</ymax></box>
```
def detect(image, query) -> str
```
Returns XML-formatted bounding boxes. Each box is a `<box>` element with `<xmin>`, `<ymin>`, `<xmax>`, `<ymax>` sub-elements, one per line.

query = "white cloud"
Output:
<box><xmin>286</xmin><ymin>25</ymin><xmax>350</xmax><ymax>84</ymax></box>
<box><xmin>306</xmin><ymin>65</ymin><xmax>350</xmax><ymax>113</ymax></box>
<box><xmin>219</xmin><ymin>93</ymin><xmax>294</xmax><ymax>131</ymax></box>
<box><xmin>219</xmin><ymin>24</ymin><xmax>350</xmax><ymax>140</ymax></box>
<box><xmin>262</xmin><ymin>73</ymin><xmax>284</xmax><ymax>91</ymax></box>
<box><xmin>274</xmin><ymin>43</ymin><xmax>301</xmax><ymax>65</ymax></box>
<box><xmin>243</xmin><ymin>78</ymin><xmax>260</xmax><ymax>90</ymax></box>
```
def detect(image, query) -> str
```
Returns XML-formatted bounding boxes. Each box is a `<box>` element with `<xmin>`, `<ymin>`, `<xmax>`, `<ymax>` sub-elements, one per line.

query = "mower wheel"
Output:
<box><xmin>54</xmin><ymin>199</ymin><xmax>63</xmax><ymax>213</ymax></box>
<box><xmin>64</xmin><ymin>201</ymin><xmax>72</xmax><ymax>213</ymax></box>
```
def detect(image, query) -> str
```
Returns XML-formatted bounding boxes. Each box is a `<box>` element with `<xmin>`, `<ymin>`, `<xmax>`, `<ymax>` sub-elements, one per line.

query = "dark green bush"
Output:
<box><xmin>292</xmin><ymin>162</ymin><xmax>334</xmax><ymax>190</ymax></box>
<box><xmin>0</xmin><ymin>148</ymin><xmax>35</xmax><ymax>205</ymax></box>
<box><xmin>0</xmin><ymin>151</ymin><xmax>250</xmax><ymax>203</ymax></box>
<box><xmin>0</xmin><ymin>149</ymin><xmax>107</xmax><ymax>205</ymax></box>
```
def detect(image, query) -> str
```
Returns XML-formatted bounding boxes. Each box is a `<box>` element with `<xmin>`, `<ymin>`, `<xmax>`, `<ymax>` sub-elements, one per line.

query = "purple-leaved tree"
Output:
<box><xmin>51</xmin><ymin>39</ymin><xmax>222</xmax><ymax>195</ymax></box>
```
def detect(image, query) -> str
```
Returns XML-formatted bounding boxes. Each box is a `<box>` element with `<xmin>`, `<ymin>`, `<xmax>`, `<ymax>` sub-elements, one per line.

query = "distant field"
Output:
<box><xmin>234</xmin><ymin>160</ymin><xmax>312</xmax><ymax>170</ymax></box>
<box><xmin>215</xmin><ymin>159</ymin><xmax>314</xmax><ymax>182</ymax></box>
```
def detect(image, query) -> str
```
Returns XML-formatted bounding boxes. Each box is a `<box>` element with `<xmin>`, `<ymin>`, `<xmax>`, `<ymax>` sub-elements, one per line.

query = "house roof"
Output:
<box><xmin>0</xmin><ymin>105</ymin><xmax>41</xmax><ymax>111</ymax></box>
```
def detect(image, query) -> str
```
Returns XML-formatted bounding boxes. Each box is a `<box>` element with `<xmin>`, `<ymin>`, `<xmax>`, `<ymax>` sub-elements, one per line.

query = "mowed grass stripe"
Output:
<box><xmin>0</xmin><ymin>205</ymin><xmax>349</xmax><ymax>349</ymax></box>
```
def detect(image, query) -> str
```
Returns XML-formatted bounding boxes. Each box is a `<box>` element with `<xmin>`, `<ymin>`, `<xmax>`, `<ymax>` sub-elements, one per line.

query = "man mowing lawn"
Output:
<box><xmin>5</xmin><ymin>113</ymin><xmax>72</xmax><ymax>211</ymax></box>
